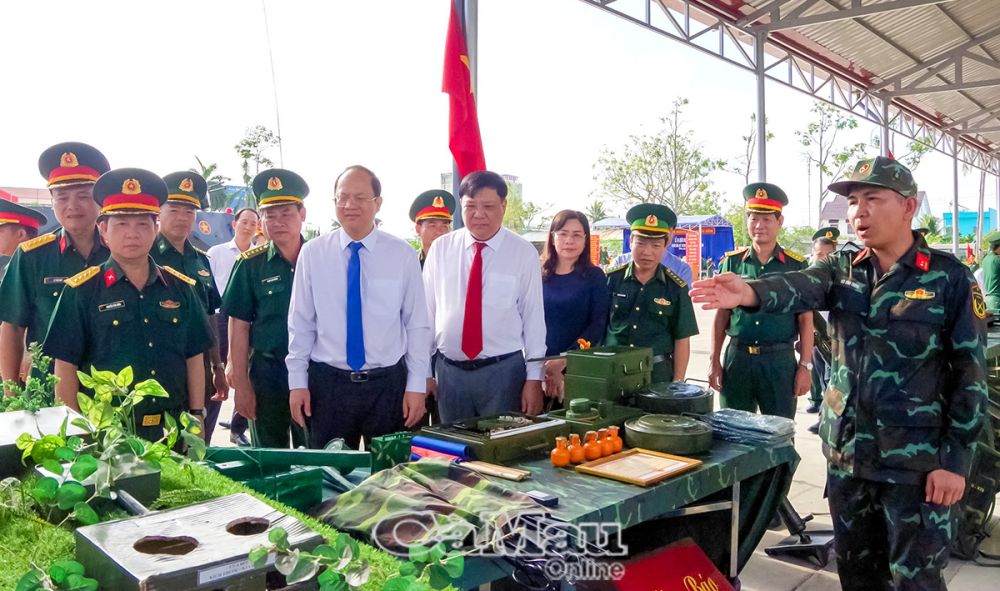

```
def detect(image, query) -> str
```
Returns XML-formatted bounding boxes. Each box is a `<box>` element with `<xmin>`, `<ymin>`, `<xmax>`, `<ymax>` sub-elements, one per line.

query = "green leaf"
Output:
<box><xmin>285</xmin><ymin>556</ymin><xmax>320</xmax><ymax>584</ymax></box>
<box><xmin>248</xmin><ymin>546</ymin><xmax>270</xmax><ymax>567</ymax></box>
<box><xmin>133</xmin><ymin>379</ymin><xmax>169</xmax><ymax>398</ymax></box>
<box><xmin>30</xmin><ymin>476</ymin><xmax>58</xmax><ymax>503</ymax></box>
<box><xmin>319</xmin><ymin>570</ymin><xmax>349</xmax><ymax>591</ymax></box>
<box><xmin>15</xmin><ymin>432</ymin><xmax>35</xmax><ymax>451</ymax></box>
<box><xmin>73</xmin><ymin>502</ymin><xmax>99</xmax><ymax>525</ymax></box>
<box><xmin>429</xmin><ymin>543</ymin><xmax>446</xmax><ymax>563</ymax></box>
<box><xmin>125</xmin><ymin>436</ymin><xmax>145</xmax><ymax>457</ymax></box>
<box><xmin>428</xmin><ymin>564</ymin><xmax>451</xmax><ymax>590</ymax></box>
<box><xmin>343</xmin><ymin>561</ymin><xmax>370</xmax><ymax>588</ymax></box>
<box><xmin>49</xmin><ymin>563</ymin><xmax>68</xmax><ymax>584</ymax></box>
<box><xmin>41</xmin><ymin>458</ymin><xmax>64</xmax><ymax>476</ymax></box>
<box><xmin>381</xmin><ymin>578</ymin><xmax>413</xmax><ymax>591</ymax></box>
<box><xmin>398</xmin><ymin>562</ymin><xmax>417</xmax><ymax>577</ymax></box>
<box><xmin>116</xmin><ymin>366</ymin><xmax>134</xmax><ymax>388</ymax></box>
<box><xmin>63</xmin><ymin>573</ymin><xmax>99</xmax><ymax>591</ymax></box>
<box><xmin>70</xmin><ymin>418</ymin><xmax>94</xmax><ymax>434</ymax></box>
<box><xmin>50</xmin><ymin>559</ymin><xmax>85</xmax><ymax>578</ymax></box>
<box><xmin>55</xmin><ymin>446</ymin><xmax>76</xmax><ymax>462</ymax></box>
<box><xmin>56</xmin><ymin>481</ymin><xmax>88</xmax><ymax>510</ymax></box>
<box><xmin>14</xmin><ymin>567</ymin><xmax>43</xmax><ymax>591</ymax></box>
<box><xmin>312</xmin><ymin>544</ymin><xmax>338</xmax><ymax>561</ymax></box>
<box><xmin>67</xmin><ymin>435</ymin><xmax>84</xmax><ymax>451</ymax></box>
<box><xmin>30</xmin><ymin>434</ymin><xmax>65</xmax><ymax>464</ymax></box>
<box><xmin>180</xmin><ymin>431</ymin><xmax>206</xmax><ymax>461</ymax></box>
<box><xmin>408</xmin><ymin>545</ymin><xmax>431</xmax><ymax>563</ymax></box>
<box><xmin>443</xmin><ymin>554</ymin><xmax>464</xmax><ymax>578</ymax></box>
<box><xmin>268</xmin><ymin>527</ymin><xmax>290</xmax><ymax>550</ymax></box>
<box><xmin>77</xmin><ymin>372</ymin><xmax>96</xmax><ymax>390</ymax></box>
<box><xmin>91</xmin><ymin>369</ymin><xmax>117</xmax><ymax>386</ymax></box>
<box><xmin>70</xmin><ymin>454</ymin><xmax>98</xmax><ymax>481</ymax></box>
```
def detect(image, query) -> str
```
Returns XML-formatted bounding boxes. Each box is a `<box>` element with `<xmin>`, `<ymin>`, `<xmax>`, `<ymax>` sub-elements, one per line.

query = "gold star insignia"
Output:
<box><xmin>267</xmin><ymin>177</ymin><xmax>283</xmax><ymax>191</ymax></box>
<box><xmin>122</xmin><ymin>179</ymin><xmax>141</xmax><ymax>195</ymax></box>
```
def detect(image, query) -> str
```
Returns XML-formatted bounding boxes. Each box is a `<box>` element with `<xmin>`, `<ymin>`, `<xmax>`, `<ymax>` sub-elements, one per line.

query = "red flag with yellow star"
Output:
<box><xmin>443</xmin><ymin>2</ymin><xmax>486</xmax><ymax>178</ymax></box>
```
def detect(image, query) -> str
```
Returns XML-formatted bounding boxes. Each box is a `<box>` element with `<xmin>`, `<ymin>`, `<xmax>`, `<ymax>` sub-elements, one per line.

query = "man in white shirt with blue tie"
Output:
<box><xmin>423</xmin><ymin>170</ymin><xmax>546</xmax><ymax>422</ymax></box>
<box><xmin>287</xmin><ymin>165</ymin><xmax>430</xmax><ymax>448</ymax></box>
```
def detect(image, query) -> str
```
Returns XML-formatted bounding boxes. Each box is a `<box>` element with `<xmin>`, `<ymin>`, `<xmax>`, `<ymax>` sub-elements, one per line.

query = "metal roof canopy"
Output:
<box><xmin>580</xmin><ymin>0</ymin><xmax>1000</xmax><ymax>252</ymax></box>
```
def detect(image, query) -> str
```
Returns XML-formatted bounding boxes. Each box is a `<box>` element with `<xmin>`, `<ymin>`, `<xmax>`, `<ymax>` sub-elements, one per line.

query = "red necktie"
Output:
<box><xmin>461</xmin><ymin>241</ymin><xmax>486</xmax><ymax>360</ymax></box>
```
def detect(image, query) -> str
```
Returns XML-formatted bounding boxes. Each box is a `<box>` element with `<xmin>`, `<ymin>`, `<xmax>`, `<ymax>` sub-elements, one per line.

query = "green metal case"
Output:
<box><xmin>564</xmin><ymin>346</ymin><xmax>653</xmax><ymax>402</ymax></box>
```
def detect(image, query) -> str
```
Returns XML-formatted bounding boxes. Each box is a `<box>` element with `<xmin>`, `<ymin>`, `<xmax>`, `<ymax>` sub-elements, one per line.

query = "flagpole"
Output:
<box><xmin>451</xmin><ymin>0</ymin><xmax>478</xmax><ymax>230</ymax></box>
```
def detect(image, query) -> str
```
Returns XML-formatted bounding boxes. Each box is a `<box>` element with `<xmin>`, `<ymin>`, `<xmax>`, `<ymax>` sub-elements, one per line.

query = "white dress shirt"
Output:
<box><xmin>206</xmin><ymin>238</ymin><xmax>243</xmax><ymax>297</ymax></box>
<box><xmin>286</xmin><ymin>226</ymin><xmax>430</xmax><ymax>393</ymax></box>
<box><xmin>423</xmin><ymin>227</ymin><xmax>547</xmax><ymax>381</ymax></box>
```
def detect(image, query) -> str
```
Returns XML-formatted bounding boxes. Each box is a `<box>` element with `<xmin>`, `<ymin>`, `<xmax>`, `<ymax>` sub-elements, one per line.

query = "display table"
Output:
<box><xmin>454</xmin><ymin>440</ymin><xmax>799</xmax><ymax>589</ymax></box>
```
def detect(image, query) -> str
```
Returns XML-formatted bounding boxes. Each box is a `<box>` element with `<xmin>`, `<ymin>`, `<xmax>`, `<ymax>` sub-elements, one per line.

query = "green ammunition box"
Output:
<box><xmin>624</xmin><ymin>414</ymin><xmax>714</xmax><ymax>456</ymax></box>
<box><xmin>371</xmin><ymin>431</ymin><xmax>414</xmax><ymax>472</ymax></box>
<box><xmin>636</xmin><ymin>382</ymin><xmax>714</xmax><ymax>415</ymax></box>
<box><xmin>564</xmin><ymin>346</ymin><xmax>653</xmax><ymax>402</ymax></box>
<box><xmin>545</xmin><ymin>398</ymin><xmax>645</xmax><ymax>436</ymax></box>
<box><xmin>421</xmin><ymin>413</ymin><xmax>570</xmax><ymax>464</ymax></box>
<box><xmin>244</xmin><ymin>466</ymin><xmax>323</xmax><ymax>513</ymax></box>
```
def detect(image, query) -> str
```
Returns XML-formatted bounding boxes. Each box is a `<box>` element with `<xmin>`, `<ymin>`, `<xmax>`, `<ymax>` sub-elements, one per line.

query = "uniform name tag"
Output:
<box><xmin>141</xmin><ymin>414</ymin><xmax>162</xmax><ymax>427</ymax></box>
<box><xmin>98</xmin><ymin>300</ymin><xmax>125</xmax><ymax>312</ymax></box>
<box><xmin>615</xmin><ymin>292</ymin><xmax>627</xmax><ymax>298</ymax></box>
<box><xmin>837</xmin><ymin>279</ymin><xmax>864</xmax><ymax>292</ymax></box>
<box><xmin>43</xmin><ymin>277</ymin><xmax>66</xmax><ymax>285</ymax></box>
<box><xmin>262</xmin><ymin>276</ymin><xmax>281</xmax><ymax>284</ymax></box>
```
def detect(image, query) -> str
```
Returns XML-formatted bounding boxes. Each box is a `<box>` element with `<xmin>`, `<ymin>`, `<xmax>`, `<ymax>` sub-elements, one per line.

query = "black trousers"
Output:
<box><xmin>218</xmin><ymin>313</ymin><xmax>248</xmax><ymax>436</ymax></box>
<box><xmin>306</xmin><ymin>359</ymin><xmax>406</xmax><ymax>450</ymax></box>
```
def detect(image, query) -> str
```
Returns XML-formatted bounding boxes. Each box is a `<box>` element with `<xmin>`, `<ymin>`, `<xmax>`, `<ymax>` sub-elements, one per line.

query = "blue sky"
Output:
<box><xmin>0</xmin><ymin>0</ymin><xmax>995</xmax><ymax>237</ymax></box>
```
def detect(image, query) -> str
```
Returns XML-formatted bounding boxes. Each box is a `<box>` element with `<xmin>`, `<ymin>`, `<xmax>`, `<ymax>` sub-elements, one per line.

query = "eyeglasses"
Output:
<box><xmin>335</xmin><ymin>193</ymin><xmax>379</xmax><ymax>206</ymax></box>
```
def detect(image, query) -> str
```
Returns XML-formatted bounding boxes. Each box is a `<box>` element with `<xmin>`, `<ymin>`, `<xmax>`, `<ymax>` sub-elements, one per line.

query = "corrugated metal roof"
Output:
<box><xmin>730</xmin><ymin>0</ymin><xmax>1000</xmax><ymax>157</ymax></box>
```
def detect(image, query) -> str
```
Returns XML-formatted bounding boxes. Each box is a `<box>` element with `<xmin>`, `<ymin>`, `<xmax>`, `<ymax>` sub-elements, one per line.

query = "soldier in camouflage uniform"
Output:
<box><xmin>691</xmin><ymin>157</ymin><xmax>987</xmax><ymax>591</ymax></box>
<box><xmin>981</xmin><ymin>230</ymin><xmax>1000</xmax><ymax>312</ymax></box>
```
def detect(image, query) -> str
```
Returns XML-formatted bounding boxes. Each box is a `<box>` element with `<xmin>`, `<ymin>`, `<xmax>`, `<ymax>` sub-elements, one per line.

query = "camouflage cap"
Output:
<box><xmin>828</xmin><ymin>156</ymin><xmax>917</xmax><ymax>197</ymax></box>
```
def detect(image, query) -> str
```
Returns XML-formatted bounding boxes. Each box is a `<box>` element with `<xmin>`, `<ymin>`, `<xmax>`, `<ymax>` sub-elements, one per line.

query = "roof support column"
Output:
<box><xmin>952</xmin><ymin>138</ymin><xmax>960</xmax><ymax>256</ymax></box>
<box><xmin>996</xmin><ymin>169</ymin><xmax>1000</xmax><ymax>232</ymax></box>
<box><xmin>881</xmin><ymin>100</ymin><xmax>891</xmax><ymax>157</ymax></box>
<box><xmin>755</xmin><ymin>32</ymin><xmax>767</xmax><ymax>181</ymax></box>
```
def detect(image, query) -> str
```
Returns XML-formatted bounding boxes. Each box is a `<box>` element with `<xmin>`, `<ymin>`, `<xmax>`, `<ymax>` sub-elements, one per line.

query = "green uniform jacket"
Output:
<box><xmin>982</xmin><ymin>251</ymin><xmax>1000</xmax><ymax>311</ymax></box>
<box><xmin>744</xmin><ymin>233</ymin><xmax>986</xmax><ymax>485</ymax></box>
<box><xmin>151</xmin><ymin>234</ymin><xmax>222</xmax><ymax>315</ymax></box>
<box><xmin>0</xmin><ymin>228</ymin><xmax>110</xmax><ymax>347</ymax></box>
<box><xmin>605</xmin><ymin>262</ymin><xmax>698</xmax><ymax>381</ymax></box>
<box><xmin>43</xmin><ymin>257</ymin><xmax>213</xmax><ymax>412</ymax></box>
<box><xmin>221</xmin><ymin>239</ymin><xmax>300</xmax><ymax>359</ymax></box>
<box><xmin>719</xmin><ymin>244</ymin><xmax>806</xmax><ymax>343</ymax></box>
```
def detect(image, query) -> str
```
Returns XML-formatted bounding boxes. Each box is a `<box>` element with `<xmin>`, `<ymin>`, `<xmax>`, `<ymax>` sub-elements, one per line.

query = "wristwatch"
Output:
<box><xmin>799</xmin><ymin>362</ymin><xmax>814</xmax><ymax>371</ymax></box>
<box><xmin>189</xmin><ymin>408</ymin><xmax>206</xmax><ymax>417</ymax></box>
<box><xmin>213</xmin><ymin>363</ymin><xmax>225</xmax><ymax>370</ymax></box>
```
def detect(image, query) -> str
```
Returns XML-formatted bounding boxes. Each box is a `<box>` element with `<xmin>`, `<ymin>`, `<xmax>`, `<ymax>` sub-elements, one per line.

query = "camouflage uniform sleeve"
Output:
<box><xmin>671</xmin><ymin>283</ymin><xmax>699</xmax><ymax>340</ymax></box>
<box><xmin>220</xmin><ymin>258</ymin><xmax>254</xmax><ymax>322</ymax></box>
<box><xmin>184</xmin><ymin>286</ymin><xmax>215</xmax><ymax>359</ymax></box>
<box><xmin>0</xmin><ymin>248</ymin><xmax>34</xmax><ymax>326</ymax></box>
<box><xmin>939</xmin><ymin>268</ymin><xmax>987</xmax><ymax>476</ymax></box>
<box><xmin>42</xmin><ymin>284</ymin><xmax>86</xmax><ymax>365</ymax></box>
<box><xmin>745</xmin><ymin>256</ymin><xmax>837</xmax><ymax>315</ymax></box>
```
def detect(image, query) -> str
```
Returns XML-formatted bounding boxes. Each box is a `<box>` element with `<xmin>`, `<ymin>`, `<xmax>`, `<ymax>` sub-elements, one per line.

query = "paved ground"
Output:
<box><xmin>208</xmin><ymin>306</ymin><xmax>1000</xmax><ymax>589</ymax></box>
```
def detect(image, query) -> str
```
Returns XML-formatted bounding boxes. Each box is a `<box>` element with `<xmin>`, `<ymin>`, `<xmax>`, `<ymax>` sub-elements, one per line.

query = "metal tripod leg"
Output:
<box><xmin>764</xmin><ymin>498</ymin><xmax>835</xmax><ymax>567</ymax></box>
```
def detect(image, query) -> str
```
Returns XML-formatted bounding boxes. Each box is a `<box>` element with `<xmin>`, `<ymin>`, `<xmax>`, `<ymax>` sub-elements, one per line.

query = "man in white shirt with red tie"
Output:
<box><xmin>423</xmin><ymin>170</ymin><xmax>546</xmax><ymax>422</ymax></box>
<box><xmin>287</xmin><ymin>165</ymin><xmax>430</xmax><ymax>449</ymax></box>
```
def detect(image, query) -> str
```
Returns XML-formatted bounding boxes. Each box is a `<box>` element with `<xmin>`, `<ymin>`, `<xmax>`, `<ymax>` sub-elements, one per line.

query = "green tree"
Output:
<box><xmin>917</xmin><ymin>214</ymin><xmax>943</xmax><ymax>237</ymax></box>
<box><xmin>797</xmin><ymin>102</ymin><xmax>867</xmax><ymax>227</ymax></box>
<box><xmin>190</xmin><ymin>156</ymin><xmax>231</xmax><ymax>212</ymax></box>
<box><xmin>585</xmin><ymin>199</ymin><xmax>609</xmax><ymax>223</ymax></box>
<box><xmin>778</xmin><ymin>225</ymin><xmax>818</xmax><ymax>252</ymax></box>
<box><xmin>722</xmin><ymin>200</ymin><xmax>750</xmax><ymax>248</ymax></box>
<box><xmin>733</xmin><ymin>113</ymin><xmax>774</xmax><ymax>186</ymax></box>
<box><xmin>234</xmin><ymin>125</ymin><xmax>280</xmax><ymax>203</ymax></box>
<box><xmin>502</xmin><ymin>181</ymin><xmax>547</xmax><ymax>234</ymax></box>
<box><xmin>594</xmin><ymin>98</ymin><xmax>726</xmax><ymax>215</ymax></box>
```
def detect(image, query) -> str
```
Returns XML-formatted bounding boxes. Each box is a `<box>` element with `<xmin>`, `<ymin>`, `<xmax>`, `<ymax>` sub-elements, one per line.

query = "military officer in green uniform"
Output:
<box><xmin>709</xmin><ymin>183</ymin><xmax>813</xmax><ymax>419</ymax></box>
<box><xmin>807</xmin><ymin>226</ymin><xmax>839</xmax><ymax>420</ymax></box>
<box><xmin>981</xmin><ymin>229</ymin><xmax>1000</xmax><ymax>312</ymax></box>
<box><xmin>691</xmin><ymin>157</ymin><xmax>986</xmax><ymax>590</ymax></box>
<box><xmin>0</xmin><ymin>142</ymin><xmax>111</xmax><ymax>389</ymax></box>
<box><xmin>44</xmin><ymin>168</ymin><xmax>213</xmax><ymax>441</ymax></box>
<box><xmin>223</xmin><ymin>169</ymin><xmax>308</xmax><ymax>448</ymax></box>
<box><xmin>605</xmin><ymin>203</ymin><xmax>698</xmax><ymax>383</ymax></box>
<box><xmin>409</xmin><ymin>190</ymin><xmax>455</xmax><ymax>268</ymax></box>
<box><xmin>152</xmin><ymin>172</ymin><xmax>227</xmax><ymax>442</ymax></box>
<box><xmin>0</xmin><ymin>199</ymin><xmax>47</xmax><ymax>277</ymax></box>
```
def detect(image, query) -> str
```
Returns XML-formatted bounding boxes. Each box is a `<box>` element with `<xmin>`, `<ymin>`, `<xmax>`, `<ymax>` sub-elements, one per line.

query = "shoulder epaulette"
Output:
<box><xmin>665</xmin><ymin>268</ymin><xmax>687</xmax><ymax>288</ymax></box>
<box><xmin>193</xmin><ymin>246</ymin><xmax>208</xmax><ymax>257</ymax></box>
<box><xmin>784</xmin><ymin>249</ymin><xmax>806</xmax><ymax>263</ymax></box>
<box><xmin>18</xmin><ymin>232</ymin><xmax>56</xmax><ymax>253</ymax></box>
<box><xmin>605</xmin><ymin>263</ymin><xmax>627</xmax><ymax>275</ymax></box>
<box><xmin>64</xmin><ymin>266</ymin><xmax>100</xmax><ymax>288</ymax></box>
<box><xmin>162</xmin><ymin>265</ymin><xmax>196</xmax><ymax>286</ymax></box>
<box><xmin>239</xmin><ymin>244</ymin><xmax>269</xmax><ymax>261</ymax></box>
<box><xmin>725</xmin><ymin>247</ymin><xmax>748</xmax><ymax>258</ymax></box>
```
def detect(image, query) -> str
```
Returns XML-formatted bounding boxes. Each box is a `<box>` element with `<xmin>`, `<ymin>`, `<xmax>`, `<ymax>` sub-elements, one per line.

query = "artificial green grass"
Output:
<box><xmin>0</xmin><ymin>460</ymin><xmax>403</xmax><ymax>590</ymax></box>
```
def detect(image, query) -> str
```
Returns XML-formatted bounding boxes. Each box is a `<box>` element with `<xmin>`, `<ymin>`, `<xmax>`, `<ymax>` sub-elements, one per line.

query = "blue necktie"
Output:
<box><xmin>346</xmin><ymin>241</ymin><xmax>365</xmax><ymax>371</ymax></box>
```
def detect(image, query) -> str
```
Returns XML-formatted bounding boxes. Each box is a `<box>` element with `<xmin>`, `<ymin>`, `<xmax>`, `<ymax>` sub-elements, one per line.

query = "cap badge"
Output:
<box><xmin>267</xmin><ymin>177</ymin><xmax>283</xmax><ymax>191</ymax></box>
<box><xmin>122</xmin><ymin>179</ymin><xmax>141</xmax><ymax>195</ymax></box>
<box><xmin>858</xmin><ymin>162</ymin><xmax>872</xmax><ymax>176</ymax></box>
<box><xmin>179</xmin><ymin>178</ymin><xmax>194</xmax><ymax>192</ymax></box>
<box><xmin>61</xmin><ymin>152</ymin><xmax>79</xmax><ymax>168</ymax></box>
<box><xmin>826</xmin><ymin>231</ymin><xmax>833</xmax><ymax>238</ymax></box>
<box><xmin>904</xmin><ymin>289</ymin><xmax>935</xmax><ymax>300</ymax></box>
<box><xmin>755</xmin><ymin>188</ymin><xmax>767</xmax><ymax>199</ymax></box>
<box><xmin>645</xmin><ymin>214</ymin><xmax>658</xmax><ymax>226</ymax></box>
<box><xmin>432</xmin><ymin>195</ymin><xmax>445</xmax><ymax>208</ymax></box>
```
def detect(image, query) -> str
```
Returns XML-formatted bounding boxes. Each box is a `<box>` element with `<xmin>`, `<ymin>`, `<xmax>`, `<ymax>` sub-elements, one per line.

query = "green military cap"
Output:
<box><xmin>38</xmin><ymin>142</ymin><xmax>110</xmax><ymax>188</ymax></box>
<box><xmin>252</xmin><ymin>168</ymin><xmax>309</xmax><ymax>209</ymax></box>
<box><xmin>93</xmin><ymin>168</ymin><xmax>168</xmax><ymax>216</ymax></box>
<box><xmin>743</xmin><ymin>182</ymin><xmax>788</xmax><ymax>213</ymax></box>
<box><xmin>162</xmin><ymin>171</ymin><xmax>208</xmax><ymax>209</ymax></box>
<box><xmin>984</xmin><ymin>230</ymin><xmax>1000</xmax><ymax>246</ymax></box>
<box><xmin>409</xmin><ymin>189</ymin><xmax>456</xmax><ymax>222</ymax></box>
<box><xmin>0</xmin><ymin>199</ymin><xmax>47</xmax><ymax>231</ymax></box>
<box><xmin>626</xmin><ymin>203</ymin><xmax>676</xmax><ymax>238</ymax></box>
<box><xmin>828</xmin><ymin>156</ymin><xmax>917</xmax><ymax>197</ymax></box>
<box><xmin>812</xmin><ymin>226</ymin><xmax>840</xmax><ymax>243</ymax></box>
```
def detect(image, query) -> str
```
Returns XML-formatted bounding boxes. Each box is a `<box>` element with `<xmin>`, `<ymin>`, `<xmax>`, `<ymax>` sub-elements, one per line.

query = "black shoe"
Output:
<box><xmin>807</xmin><ymin>422</ymin><xmax>819</xmax><ymax>434</ymax></box>
<box><xmin>806</xmin><ymin>402</ymin><xmax>821</xmax><ymax>414</ymax></box>
<box><xmin>230</xmin><ymin>432</ymin><xmax>251</xmax><ymax>446</ymax></box>
<box><xmin>218</xmin><ymin>420</ymin><xmax>232</xmax><ymax>430</ymax></box>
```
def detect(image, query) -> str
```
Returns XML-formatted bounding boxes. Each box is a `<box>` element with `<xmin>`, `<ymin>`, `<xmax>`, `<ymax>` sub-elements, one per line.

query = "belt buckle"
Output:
<box><xmin>350</xmin><ymin>371</ymin><xmax>369</xmax><ymax>383</ymax></box>
<box><xmin>747</xmin><ymin>345</ymin><xmax>760</xmax><ymax>355</ymax></box>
